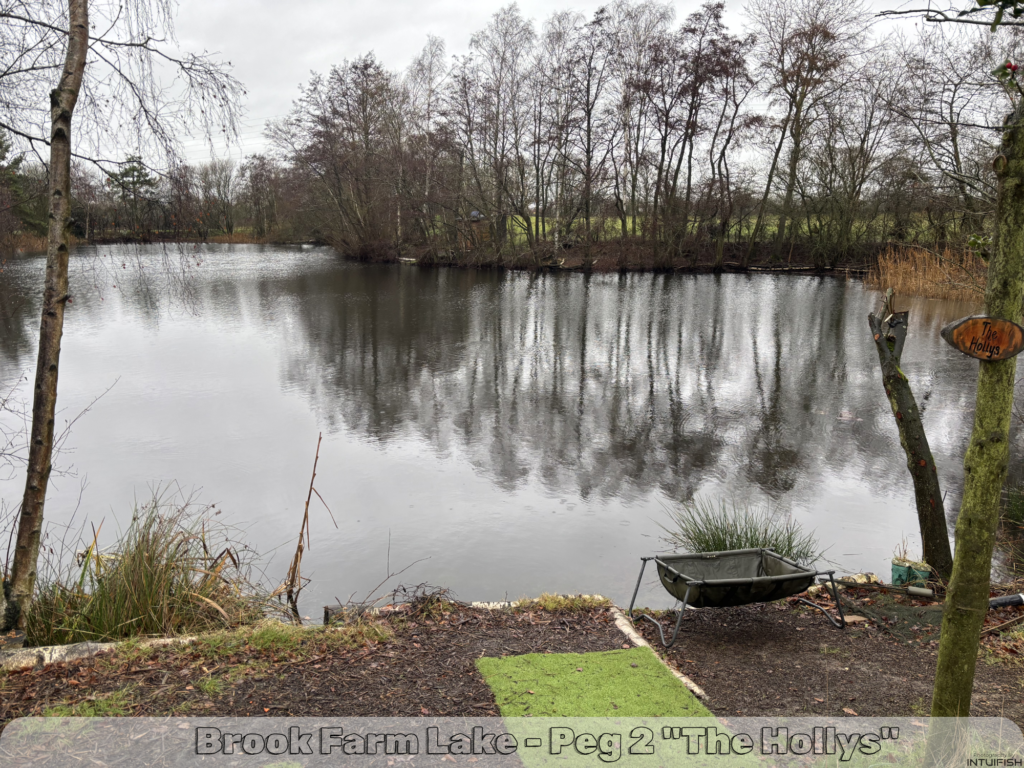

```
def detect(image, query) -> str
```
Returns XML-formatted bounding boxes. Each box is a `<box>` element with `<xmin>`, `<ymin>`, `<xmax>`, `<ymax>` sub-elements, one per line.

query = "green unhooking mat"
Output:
<box><xmin>475</xmin><ymin>646</ymin><xmax>712</xmax><ymax>718</ymax></box>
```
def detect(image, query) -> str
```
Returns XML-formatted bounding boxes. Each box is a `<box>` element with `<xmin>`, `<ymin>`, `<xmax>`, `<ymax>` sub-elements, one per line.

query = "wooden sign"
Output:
<box><xmin>940</xmin><ymin>315</ymin><xmax>1024</xmax><ymax>361</ymax></box>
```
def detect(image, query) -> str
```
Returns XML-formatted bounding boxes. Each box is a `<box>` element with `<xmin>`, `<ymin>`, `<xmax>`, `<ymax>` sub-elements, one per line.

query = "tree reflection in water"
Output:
<box><xmin>0</xmin><ymin>246</ymin><xmax>1009</xmax><ymax>605</ymax></box>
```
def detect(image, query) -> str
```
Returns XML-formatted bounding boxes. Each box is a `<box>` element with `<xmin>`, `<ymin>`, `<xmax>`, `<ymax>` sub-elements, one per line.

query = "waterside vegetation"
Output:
<box><xmin>15</xmin><ymin>490</ymin><xmax>274</xmax><ymax>648</ymax></box>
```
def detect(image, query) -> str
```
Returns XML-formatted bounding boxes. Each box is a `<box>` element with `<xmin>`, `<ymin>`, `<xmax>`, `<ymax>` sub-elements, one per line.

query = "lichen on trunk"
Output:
<box><xmin>930</xmin><ymin>99</ymin><xmax>1024</xmax><ymax>719</ymax></box>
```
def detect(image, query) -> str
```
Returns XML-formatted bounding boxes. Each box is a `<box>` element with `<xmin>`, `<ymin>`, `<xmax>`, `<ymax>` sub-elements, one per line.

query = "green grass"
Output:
<box><xmin>476</xmin><ymin>647</ymin><xmax>711</xmax><ymax>718</ymax></box>
<box><xmin>42</xmin><ymin>687</ymin><xmax>137</xmax><ymax>717</ymax></box>
<box><xmin>196</xmin><ymin>677</ymin><xmax>224</xmax><ymax>697</ymax></box>
<box><xmin>659</xmin><ymin>496</ymin><xmax>824</xmax><ymax>565</ymax></box>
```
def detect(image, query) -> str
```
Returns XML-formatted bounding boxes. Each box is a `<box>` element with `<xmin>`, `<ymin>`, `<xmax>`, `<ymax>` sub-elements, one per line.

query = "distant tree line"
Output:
<box><xmin>1</xmin><ymin>0</ymin><xmax>1021</xmax><ymax>267</ymax></box>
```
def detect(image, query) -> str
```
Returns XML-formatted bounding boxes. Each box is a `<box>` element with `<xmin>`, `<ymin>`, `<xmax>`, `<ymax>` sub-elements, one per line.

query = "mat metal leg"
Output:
<box><xmin>796</xmin><ymin>571</ymin><xmax>846</xmax><ymax>629</ymax></box>
<box><xmin>627</xmin><ymin>558</ymin><xmax>692</xmax><ymax>647</ymax></box>
<box><xmin>635</xmin><ymin>586</ymin><xmax>692</xmax><ymax>648</ymax></box>
<box><xmin>627</xmin><ymin>558</ymin><xmax>651</xmax><ymax>619</ymax></box>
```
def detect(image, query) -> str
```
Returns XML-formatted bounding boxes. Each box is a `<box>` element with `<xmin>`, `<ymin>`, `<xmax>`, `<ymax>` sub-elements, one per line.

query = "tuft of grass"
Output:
<box><xmin>25</xmin><ymin>487</ymin><xmax>269</xmax><ymax>647</ymax></box>
<box><xmin>866</xmin><ymin>245</ymin><xmax>985</xmax><ymax>302</ymax></box>
<box><xmin>659</xmin><ymin>497</ymin><xmax>825</xmax><ymax>566</ymax></box>
<box><xmin>43</xmin><ymin>687</ymin><xmax>137</xmax><ymax>718</ymax></box>
<box><xmin>515</xmin><ymin>593</ymin><xmax>611</xmax><ymax>613</ymax></box>
<box><xmin>196</xmin><ymin>677</ymin><xmax>225</xmax><ymax>697</ymax></box>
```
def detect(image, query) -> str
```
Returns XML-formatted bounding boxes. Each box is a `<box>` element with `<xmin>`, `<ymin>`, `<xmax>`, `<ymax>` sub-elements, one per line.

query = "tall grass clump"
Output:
<box><xmin>25</xmin><ymin>487</ymin><xmax>268</xmax><ymax>647</ymax></box>
<box><xmin>659</xmin><ymin>497</ymin><xmax>825</xmax><ymax>566</ymax></box>
<box><xmin>866</xmin><ymin>246</ymin><xmax>986</xmax><ymax>302</ymax></box>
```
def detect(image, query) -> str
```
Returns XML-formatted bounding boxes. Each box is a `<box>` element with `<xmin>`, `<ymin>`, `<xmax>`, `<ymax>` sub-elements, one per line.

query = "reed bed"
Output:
<box><xmin>24</xmin><ymin>487</ymin><xmax>270</xmax><ymax>647</ymax></box>
<box><xmin>208</xmin><ymin>231</ymin><xmax>266</xmax><ymax>244</ymax></box>
<box><xmin>866</xmin><ymin>246</ymin><xmax>986</xmax><ymax>302</ymax></box>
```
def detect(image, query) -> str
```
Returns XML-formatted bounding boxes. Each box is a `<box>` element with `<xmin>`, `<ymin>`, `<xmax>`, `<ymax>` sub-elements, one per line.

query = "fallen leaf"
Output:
<box><xmin>843</xmin><ymin>707</ymin><xmax>858</xmax><ymax>716</ymax></box>
<box><xmin>67</xmin><ymin>680</ymin><xmax>80</xmax><ymax>686</ymax></box>
<box><xmin>263</xmin><ymin>707</ymin><xmax>270</xmax><ymax>713</ymax></box>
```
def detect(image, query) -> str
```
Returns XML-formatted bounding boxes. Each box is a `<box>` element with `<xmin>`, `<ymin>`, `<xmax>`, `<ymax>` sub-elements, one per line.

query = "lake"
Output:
<box><xmin>0</xmin><ymin>244</ymin><xmax>1015</xmax><ymax>614</ymax></box>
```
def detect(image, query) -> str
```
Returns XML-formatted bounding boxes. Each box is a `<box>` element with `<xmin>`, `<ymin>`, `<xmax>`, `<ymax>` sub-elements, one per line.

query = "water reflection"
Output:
<box><xmin>0</xmin><ymin>245</ymin><xmax>1011</xmax><ymax>607</ymax></box>
<box><xmin>273</xmin><ymin>267</ymin><xmax>978</xmax><ymax>506</ymax></box>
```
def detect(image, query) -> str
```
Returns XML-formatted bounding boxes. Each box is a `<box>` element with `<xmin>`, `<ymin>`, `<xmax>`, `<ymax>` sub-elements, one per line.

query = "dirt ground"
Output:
<box><xmin>632</xmin><ymin>596</ymin><xmax>1024</xmax><ymax>728</ymax></box>
<box><xmin>1</xmin><ymin>597</ymin><xmax>1022</xmax><ymax>732</ymax></box>
<box><xmin>0</xmin><ymin>605</ymin><xmax>626</xmax><ymax>727</ymax></box>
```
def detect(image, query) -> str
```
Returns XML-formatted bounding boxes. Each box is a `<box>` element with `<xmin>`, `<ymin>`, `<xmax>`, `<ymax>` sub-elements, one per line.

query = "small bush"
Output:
<box><xmin>26</xmin><ymin>487</ymin><xmax>268</xmax><ymax>646</ymax></box>
<box><xmin>659</xmin><ymin>497</ymin><xmax>824</xmax><ymax>565</ymax></box>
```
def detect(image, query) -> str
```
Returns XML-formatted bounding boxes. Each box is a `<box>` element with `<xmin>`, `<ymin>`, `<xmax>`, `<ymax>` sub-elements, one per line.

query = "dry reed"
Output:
<box><xmin>866</xmin><ymin>246</ymin><xmax>986</xmax><ymax>303</ymax></box>
<box><xmin>6</xmin><ymin>232</ymin><xmax>50</xmax><ymax>253</ymax></box>
<box><xmin>208</xmin><ymin>232</ymin><xmax>266</xmax><ymax>244</ymax></box>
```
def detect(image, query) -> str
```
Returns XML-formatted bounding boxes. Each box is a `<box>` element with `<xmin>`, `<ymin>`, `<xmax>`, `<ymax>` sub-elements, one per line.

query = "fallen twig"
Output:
<box><xmin>981</xmin><ymin>613</ymin><xmax>1024</xmax><ymax>637</ymax></box>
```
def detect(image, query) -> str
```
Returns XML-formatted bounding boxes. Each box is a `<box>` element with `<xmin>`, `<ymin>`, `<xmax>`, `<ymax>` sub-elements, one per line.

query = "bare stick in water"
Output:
<box><xmin>283</xmin><ymin>433</ymin><xmax>323</xmax><ymax>623</ymax></box>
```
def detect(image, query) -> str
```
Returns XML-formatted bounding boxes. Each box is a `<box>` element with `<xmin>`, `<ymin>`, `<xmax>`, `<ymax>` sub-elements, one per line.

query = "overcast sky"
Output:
<box><xmin>170</xmin><ymin>0</ymin><xmax>909</xmax><ymax>164</ymax></box>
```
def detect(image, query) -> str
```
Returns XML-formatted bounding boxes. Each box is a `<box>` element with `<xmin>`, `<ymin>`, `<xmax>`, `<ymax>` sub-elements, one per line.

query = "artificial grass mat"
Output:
<box><xmin>475</xmin><ymin>646</ymin><xmax>712</xmax><ymax>717</ymax></box>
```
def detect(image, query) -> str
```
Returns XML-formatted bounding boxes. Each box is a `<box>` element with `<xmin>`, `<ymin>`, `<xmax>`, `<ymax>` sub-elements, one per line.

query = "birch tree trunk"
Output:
<box><xmin>1</xmin><ymin>0</ymin><xmax>89</xmax><ymax>632</ymax></box>
<box><xmin>930</xmin><ymin>99</ymin><xmax>1024</xmax><ymax>718</ymax></box>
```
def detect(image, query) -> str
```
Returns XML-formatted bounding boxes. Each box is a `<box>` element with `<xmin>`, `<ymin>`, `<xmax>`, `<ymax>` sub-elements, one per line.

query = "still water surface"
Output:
<box><xmin>0</xmin><ymin>245</ymin><xmax>1015</xmax><ymax>611</ymax></box>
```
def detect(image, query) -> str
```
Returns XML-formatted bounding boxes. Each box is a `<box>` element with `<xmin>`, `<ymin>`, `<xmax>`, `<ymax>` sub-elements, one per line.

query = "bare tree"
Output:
<box><xmin>744</xmin><ymin>0</ymin><xmax>869</xmax><ymax>262</ymax></box>
<box><xmin>608</xmin><ymin>0</ymin><xmax>673</xmax><ymax>239</ymax></box>
<box><xmin>239</xmin><ymin>154</ymin><xmax>278</xmax><ymax>240</ymax></box>
<box><xmin>0</xmin><ymin>0</ymin><xmax>242</xmax><ymax>632</ymax></box>
<box><xmin>406</xmin><ymin>36</ymin><xmax>449</xmax><ymax>250</ymax></box>
<box><xmin>887</xmin><ymin>25</ymin><xmax>1015</xmax><ymax>239</ymax></box>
